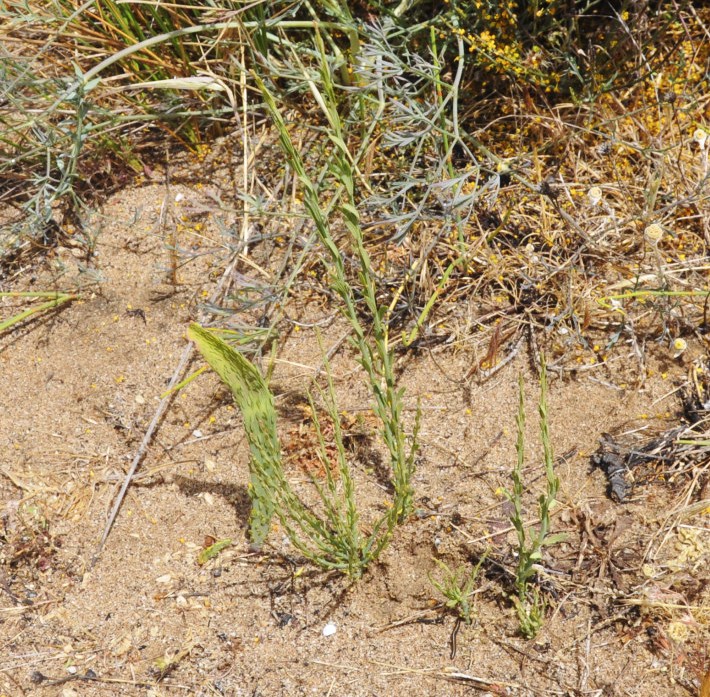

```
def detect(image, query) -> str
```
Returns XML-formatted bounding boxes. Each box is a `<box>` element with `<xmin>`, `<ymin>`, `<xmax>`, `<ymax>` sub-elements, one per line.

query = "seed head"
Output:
<box><xmin>672</xmin><ymin>338</ymin><xmax>687</xmax><ymax>358</ymax></box>
<box><xmin>693</xmin><ymin>128</ymin><xmax>707</xmax><ymax>149</ymax></box>
<box><xmin>587</xmin><ymin>186</ymin><xmax>603</xmax><ymax>206</ymax></box>
<box><xmin>644</xmin><ymin>223</ymin><xmax>664</xmax><ymax>245</ymax></box>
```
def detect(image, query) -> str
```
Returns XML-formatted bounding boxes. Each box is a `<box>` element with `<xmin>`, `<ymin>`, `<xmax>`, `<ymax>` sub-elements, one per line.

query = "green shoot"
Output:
<box><xmin>430</xmin><ymin>552</ymin><xmax>488</xmax><ymax>625</ymax></box>
<box><xmin>503</xmin><ymin>361</ymin><xmax>565</xmax><ymax>638</ymax></box>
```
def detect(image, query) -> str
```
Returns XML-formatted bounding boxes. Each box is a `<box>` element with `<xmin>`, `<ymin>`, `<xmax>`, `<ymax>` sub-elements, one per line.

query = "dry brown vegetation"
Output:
<box><xmin>1</xmin><ymin>1</ymin><xmax>709</xmax><ymax>695</ymax></box>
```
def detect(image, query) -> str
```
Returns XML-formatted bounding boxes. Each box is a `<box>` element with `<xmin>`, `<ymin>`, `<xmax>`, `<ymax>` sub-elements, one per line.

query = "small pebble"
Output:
<box><xmin>322</xmin><ymin>622</ymin><xmax>337</xmax><ymax>637</ymax></box>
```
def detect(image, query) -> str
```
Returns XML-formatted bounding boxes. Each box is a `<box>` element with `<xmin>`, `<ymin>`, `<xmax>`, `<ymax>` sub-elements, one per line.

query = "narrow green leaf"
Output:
<box><xmin>197</xmin><ymin>538</ymin><xmax>232</xmax><ymax>565</ymax></box>
<box><xmin>541</xmin><ymin>533</ymin><xmax>568</xmax><ymax>546</ymax></box>
<box><xmin>188</xmin><ymin>323</ymin><xmax>278</xmax><ymax>547</ymax></box>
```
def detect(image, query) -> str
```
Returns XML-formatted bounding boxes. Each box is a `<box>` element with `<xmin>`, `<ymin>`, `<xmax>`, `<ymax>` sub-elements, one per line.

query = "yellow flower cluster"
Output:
<box><xmin>439</xmin><ymin>0</ymin><xmax>565</xmax><ymax>92</ymax></box>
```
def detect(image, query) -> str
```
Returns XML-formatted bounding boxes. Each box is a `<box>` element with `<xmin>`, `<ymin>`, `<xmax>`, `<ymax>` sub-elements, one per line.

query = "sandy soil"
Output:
<box><xmin>1</xmin><ymin>151</ymin><xmax>708</xmax><ymax>696</ymax></box>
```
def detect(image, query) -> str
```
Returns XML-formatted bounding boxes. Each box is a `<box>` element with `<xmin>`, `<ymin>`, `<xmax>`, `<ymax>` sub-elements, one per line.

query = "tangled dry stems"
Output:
<box><xmin>1</xmin><ymin>0</ymin><xmax>709</xmax><ymax>662</ymax></box>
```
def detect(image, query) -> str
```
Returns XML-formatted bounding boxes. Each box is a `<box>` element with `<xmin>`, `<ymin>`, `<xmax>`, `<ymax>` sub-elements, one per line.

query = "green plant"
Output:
<box><xmin>1</xmin><ymin>1</ymin><xmax>366</xmax><ymax>269</ymax></box>
<box><xmin>430</xmin><ymin>552</ymin><xmax>487</xmax><ymax>624</ymax></box>
<box><xmin>255</xmin><ymin>31</ymin><xmax>420</xmax><ymax>523</ymax></box>
<box><xmin>188</xmin><ymin>323</ymin><xmax>417</xmax><ymax>578</ymax></box>
<box><xmin>393</xmin><ymin>0</ymin><xmax>671</xmax><ymax>99</ymax></box>
<box><xmin>0</xmin><ymin>291</ymin><xmax>77</xmax><ymax>333</ymax></box>
<box><xmin>503</xmin><ymin>361</ymin><xmax>565</xmax><ymax>639</ymax></box>
<box><xmin>186</xmin><ymin>33</ymin><xmax>427</xmax><ymax>571</ymax></box>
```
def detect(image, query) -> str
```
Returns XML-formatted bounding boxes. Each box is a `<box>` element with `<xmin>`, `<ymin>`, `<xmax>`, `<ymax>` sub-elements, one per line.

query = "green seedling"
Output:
<box><xmin>188</xmin><ymin>323</ymin><xmax>415</xmax><ymax>578</ymax></box>
<box><xmin>430</xmin><ymin>552</ymin><xmax>487</xmax><ymax>624</ymax></box>
<box><xmin>503</xmin><ymin>361</ymin><xmax>565</xmax><ymax>639</ymax></box>
<box><xmin>197</xmin><ymin>539</ymin><xmax>232</xmax><ymax>566</ymax></box>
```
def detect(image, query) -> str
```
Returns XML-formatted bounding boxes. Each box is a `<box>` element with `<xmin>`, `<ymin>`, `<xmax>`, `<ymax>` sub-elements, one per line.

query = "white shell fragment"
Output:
<box><xmin>322</xmin><ymin>622</ymin><xmax>337</xmax><ymax>637</ymax></box>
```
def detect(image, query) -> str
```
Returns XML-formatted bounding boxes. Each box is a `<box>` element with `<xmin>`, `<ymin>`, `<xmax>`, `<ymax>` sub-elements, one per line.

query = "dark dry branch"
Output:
<box><xmin>593</xmin><ymin>357</ymin><xmax>710</xmax><ymax>502</ymax></box>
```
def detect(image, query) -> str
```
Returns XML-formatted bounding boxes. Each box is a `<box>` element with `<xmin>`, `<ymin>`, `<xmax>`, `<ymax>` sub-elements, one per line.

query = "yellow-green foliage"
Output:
<box><xmin>187</xmin><ymin>323</ymin><xmax>280</xmax><ymax>548</ymax></box>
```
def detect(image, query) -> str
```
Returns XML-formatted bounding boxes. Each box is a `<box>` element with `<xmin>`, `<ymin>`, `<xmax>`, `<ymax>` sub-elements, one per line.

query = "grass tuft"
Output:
<box><xmin>188</xmin><ymin>322</ymin><xmax>416</xmax><ymax>578</ymax></box>
<box><xmin>503</xmin><ymin>361</ymin><xmax>565</xmax><ymax>638</ymax></box>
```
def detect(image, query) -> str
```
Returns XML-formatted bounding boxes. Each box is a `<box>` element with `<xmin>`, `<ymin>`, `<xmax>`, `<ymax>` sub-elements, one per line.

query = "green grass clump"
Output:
<box><xmin>189</xmin><ymin>323</ymin><xmax>417</xmax><ymax>578</ymax></box>
<box><xmin>186</xmin><ymin>30</ymin><xmax>422</xmax><ymax>573</ymax></box>
<box><xmin>255</xmin><ymin>30</ymin><xmax>420</xmax><ymax>524</ymax></box>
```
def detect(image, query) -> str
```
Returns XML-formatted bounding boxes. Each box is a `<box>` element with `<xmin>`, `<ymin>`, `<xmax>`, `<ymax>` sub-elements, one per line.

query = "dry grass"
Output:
<box><xmin>1</xmin><ymin>1</ymin><xmax>708</xmax><ymax>691</ymax></box>
<box><xmin>348</xmin><ymin>30</ymin><xmax>710</xmax><ymax>381</ymax></box>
